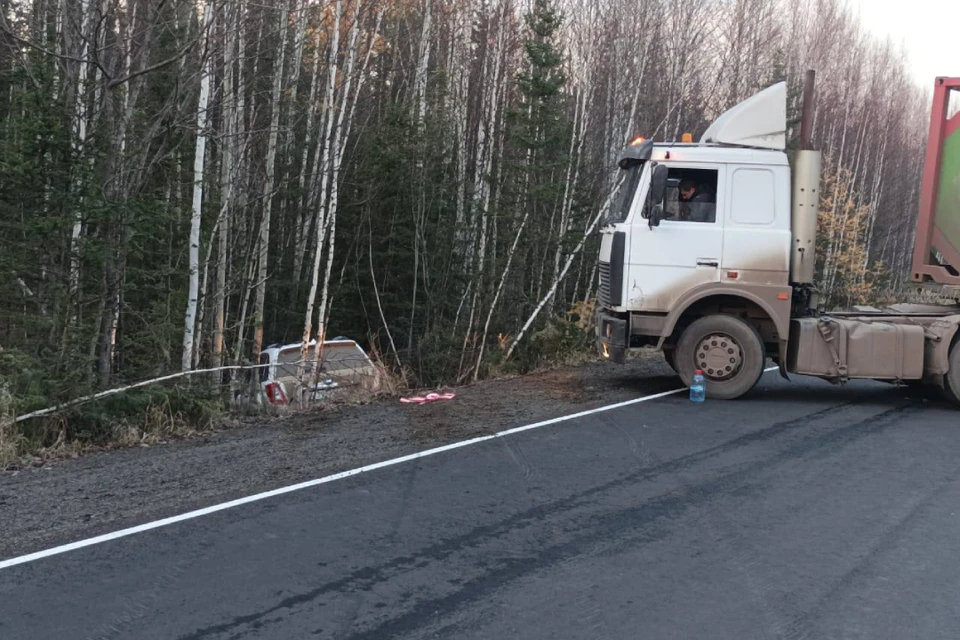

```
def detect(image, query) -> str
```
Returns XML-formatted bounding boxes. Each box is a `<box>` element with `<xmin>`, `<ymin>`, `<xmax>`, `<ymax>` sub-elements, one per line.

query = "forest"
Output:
<box><xmin>0</xmin><ymin>0</ymin><xmax>932</xmax><ymax>423</ymax></box>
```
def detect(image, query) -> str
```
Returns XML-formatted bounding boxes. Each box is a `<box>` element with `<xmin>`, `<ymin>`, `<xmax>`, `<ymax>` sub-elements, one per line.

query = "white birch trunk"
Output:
<box><xmin>451</xmin><ymin>3</ymin><xmax>471</xmax><ymax>251</ymax></box>
<box><xmin>407</xmin><ymin>0</ymin><xmax>433</xmax><ymax>344</ymax></box>
<box><xmin>67</xmin><ymin>0</ymin><xmax>94</xmax><ymax>297</ymax></box>
<box><xmin>473</xmin><ymin>208</ymin><xmax>530</xmax><ymax>381</ymax></box>
<box><xmin>310</xmin><ymin>1</ymin><xmax>379</xmax><ymax>387</ymax></box>
<box><xmin>457</xmin><ymin>1</ymin><xmax>508</xmax><ymax>377</ymax></box>
<box><xmin>279</xmin><ymin>0</ymin><xmax>309</xmax><ymax>256</ymax></box>
<box><xmin>212</xmin><ymin>0</ymin><xmax>239</xmax><ymax>373</ymax></box>
<box><xmin>552</xmin><ymin>71</ymin><xmax>592</xmax><ymax>307</ymax></box>
<box><xmin>470</xmin><ymin>1</ymin><xmax>507</xmax><ymax>277</ymax></box>
<box><xmin>252</xmin><ymin>0</ymin><xmax>290</xmax><ymax>360</ymax></box>
<box><xmin>505</xmin><ymin>179</ymin><xmax>623</xmax><ymax>361</ymax></box>
<box><xmin>412</xmin><ymin>0</ymin><xmax>432</xmax><ymax>126</ymax></box>
<box><xmin>292</xmin><ymin>28</ymin><xmax>324</xmax><ymax>281</ymax></box>
<box><xmin>299</xmin><ymin>0</ymin><xmax>343</xmax><ymax>380</ymax></box>
<box><xmin>181</xmin><ymin>0</ymin><xmax>215</xmax><ymax>371</ymax></box>
<box><xmin>822</xmin><ymin>96</ymin><xmax>851</xmax><ymax>294</ymax></box>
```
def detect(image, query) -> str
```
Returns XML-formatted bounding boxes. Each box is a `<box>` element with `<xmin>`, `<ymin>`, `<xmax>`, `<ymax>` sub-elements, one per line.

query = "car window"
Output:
<box><xmin>258</xmin><ymin>353</ymin><xmax>271</xmax><ymax>382</ymax></box>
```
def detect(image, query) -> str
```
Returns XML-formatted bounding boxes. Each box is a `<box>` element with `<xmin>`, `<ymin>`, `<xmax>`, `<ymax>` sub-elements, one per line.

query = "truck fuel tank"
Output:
<box><xmin>788</xmin><ymin>317</ymin><xmax>925</xmax><ymax>381</ymax></box>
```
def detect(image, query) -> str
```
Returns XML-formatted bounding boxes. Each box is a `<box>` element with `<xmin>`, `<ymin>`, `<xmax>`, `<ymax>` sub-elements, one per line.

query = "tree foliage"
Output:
<box><xmin>817</xmin><ymin>168</ymin><xmax>888</xmax><ymax>309</ymax></box>
<box><xmin>0</xmin><ymin>0</ymin><xmax>932</xmax><ymax>413</ymax></box>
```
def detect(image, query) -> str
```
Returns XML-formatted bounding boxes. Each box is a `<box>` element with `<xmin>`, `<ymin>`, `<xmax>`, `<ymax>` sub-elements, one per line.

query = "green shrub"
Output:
<box><xmin>492</xmin><ymin>313</ymin><xmax>595</xmax><ymax>377</ymax></box>
<box><xmin>411</xmin><ymin>327</ymin><xmax>465</xmax><ymax>387</ymax></box>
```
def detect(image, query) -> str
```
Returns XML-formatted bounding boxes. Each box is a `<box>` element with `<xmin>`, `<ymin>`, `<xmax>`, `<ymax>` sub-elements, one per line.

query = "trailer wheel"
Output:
<box><xmin>676</xmin><ymin>315</ymin><xmax>765</xmax><ymax>400</ymax></box>
<box><xmin>944</xmin><ymin>341</ymin><xmax>960</xmax><ymax>407</ymax></box>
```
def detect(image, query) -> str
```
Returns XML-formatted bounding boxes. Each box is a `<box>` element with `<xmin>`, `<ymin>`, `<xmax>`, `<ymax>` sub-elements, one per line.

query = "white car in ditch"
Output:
<box><xmin>257</xmin><ymin>338</ymin><xmax>381</xmax><ymax>405</ymax></box>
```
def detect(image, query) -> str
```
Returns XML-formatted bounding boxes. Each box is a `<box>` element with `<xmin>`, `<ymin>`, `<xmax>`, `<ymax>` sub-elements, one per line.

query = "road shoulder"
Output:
<box><xmin>0</xmin><ymin>355</ymin><xmax>675</xmax><ymax>559</ymax></box>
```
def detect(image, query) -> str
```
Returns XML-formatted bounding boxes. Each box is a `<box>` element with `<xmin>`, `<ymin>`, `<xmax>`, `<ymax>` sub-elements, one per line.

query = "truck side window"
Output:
<box><xmin>608</xmin><ymin>163</ymin><xmax>644</xmax><ymax>224</ymax></box>
<box><xmin>663</xmin><ymin>168</ymin><xmax>718</xmax><ymax>223</ymax></box>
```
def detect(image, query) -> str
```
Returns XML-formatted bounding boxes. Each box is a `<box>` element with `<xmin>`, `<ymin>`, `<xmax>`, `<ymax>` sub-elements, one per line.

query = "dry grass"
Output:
<box><xmin>109</xmin><ymin>401</ymin><xmax>210</xmax><ymax>447</ymax></box>
<box><xmin>0</xmin><ymin>386</ymin><xmax>224</xmax><ymax>470</ymax></box>
<box><xmin>0</xmin><ymin>333</ymin><xmax>600</xmax><ymax>468</ymax></box>
<box><xmin>0</xmin><ymin>419</ymin><xmax>20</xmax><ymax>470</ymax></box>
<box><xmin>369</xmin><ymin>361</ymin><xmax>405</xmax><ymax>397</ymax></box>
<box><xmin>0</xmin><ymin>380</ymin><xmax>19</xmax><ymax>469</ymax></box>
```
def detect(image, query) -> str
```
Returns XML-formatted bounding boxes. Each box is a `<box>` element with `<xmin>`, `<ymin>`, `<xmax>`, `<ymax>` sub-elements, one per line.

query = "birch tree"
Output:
<box><xmin>211</xmin><ymin>0</ymin><xmax>242</xmax><ymax>374</ymax></box>
<box><xmin>298</xmin><ymin>0</ymin><xmax>343</xmax><ymax>382</ymax></box>
<box><xmin>0</xmin><ymin>0</ymin><xmax>935</xmax><ymax>407</ymax></box>
<box><xmin>252</xmin><ymin>0</ymin><xmax>290</xmax><ymax>362</ymax></box>
<box><xmin>182</xmin><ymin>0</ymin><xmax>215</xmax><ymax>371</ymax></box>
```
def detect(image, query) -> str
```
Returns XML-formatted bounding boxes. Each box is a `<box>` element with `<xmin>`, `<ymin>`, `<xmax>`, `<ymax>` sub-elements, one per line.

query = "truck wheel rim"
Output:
<box><xmin>695</xmin><ymin>333</ymin><xmax>743</xmax><ymax>380</ymax></box>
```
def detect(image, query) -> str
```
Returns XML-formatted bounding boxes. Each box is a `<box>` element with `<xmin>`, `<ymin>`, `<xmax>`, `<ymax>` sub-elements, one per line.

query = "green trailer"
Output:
<box><xmin>913</xmin><ymin>77</ymin><xmax>960</xmax><ymax>293</ymax></box>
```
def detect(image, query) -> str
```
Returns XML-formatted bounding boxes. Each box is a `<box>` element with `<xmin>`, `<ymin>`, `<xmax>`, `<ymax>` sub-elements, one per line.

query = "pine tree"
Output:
<box><xmin>482</xmin><ymin>0</ymin><xmax>574</xmax><ymax>371</ymax></box>
<box><xmin>507</xmin><ymin>0</ymin><xmax>571</xmax><ymax>299</ymax></box>
<box><xmin>513</xmin><ymin>0</ymin><xmax>568</xmax><ymax>166</ymax></box>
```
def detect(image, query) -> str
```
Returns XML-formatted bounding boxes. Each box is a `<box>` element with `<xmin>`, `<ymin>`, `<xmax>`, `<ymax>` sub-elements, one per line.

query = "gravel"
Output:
<box><xmin>0</xmin><ymin>354</ymin><xmax>677</xmax><ymax>559</ymax></box>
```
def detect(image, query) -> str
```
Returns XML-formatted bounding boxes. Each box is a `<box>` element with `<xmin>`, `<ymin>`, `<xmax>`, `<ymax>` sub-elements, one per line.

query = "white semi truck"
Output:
<box><xmin>595</xmin><ymin>72</ymin><xmax>960</xmax><ymax>404</ymax></box>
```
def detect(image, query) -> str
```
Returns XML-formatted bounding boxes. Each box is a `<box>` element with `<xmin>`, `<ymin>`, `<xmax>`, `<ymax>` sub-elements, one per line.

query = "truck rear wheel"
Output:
<box><xmin>676</xmin><ymin>315</ymin><xmax>765</xmax><ymax>400</ymax></box>
<box><xmin>944</xmin><ymin>341</ymin><xmax>960</xmax><ymax>407</ymax></box>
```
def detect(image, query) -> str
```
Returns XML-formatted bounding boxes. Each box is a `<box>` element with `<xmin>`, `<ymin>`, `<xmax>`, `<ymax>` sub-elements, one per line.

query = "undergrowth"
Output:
<box><xmin>0</xmin><ymin>303</ymin><xmax>600</xmax><ymax>468</ymax></box>
<box><xmin>481</xmin><ymin>300</ymin><xmax>598</xmax><ymax>379</ymax></box>
<box><xmin>0</xmin><ymin>379</ymin><xmax>20</xmax><ymax>469</ymax></box>
<box><xmin>2</xmin><ymin>385</ymin><xmax>223</xmax><ymax>469</ymax></box>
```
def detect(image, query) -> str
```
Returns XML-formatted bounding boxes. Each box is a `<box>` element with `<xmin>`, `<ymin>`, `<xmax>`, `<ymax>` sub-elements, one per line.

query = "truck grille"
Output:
<box><xmin>598</xmin><ymin>261</ymin><xmax>612</xmax><ymax>308</ymax></box>
<box><xmin>598</xmin><ymin>231</ymin><xmax>625</xmax><ymax>308</ymax></box>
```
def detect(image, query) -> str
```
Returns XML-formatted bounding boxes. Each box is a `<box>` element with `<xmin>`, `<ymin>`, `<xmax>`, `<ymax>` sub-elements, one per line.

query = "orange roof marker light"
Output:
<box><xmin>629</xmin><ymin>135</ymin><xmax>646</xmax><ymax>147</ymax></box>
<box><xmin>681</xmin><ymin>132</ymin><xmax>693</xmax><ymax>143</ymax></box>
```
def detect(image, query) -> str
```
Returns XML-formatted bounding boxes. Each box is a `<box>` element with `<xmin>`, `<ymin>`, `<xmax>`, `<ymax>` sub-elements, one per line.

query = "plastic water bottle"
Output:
<box><xmin>690</xmin><ymin>370</ymin><xmax>706</xmax><ymax>403</ymax></box>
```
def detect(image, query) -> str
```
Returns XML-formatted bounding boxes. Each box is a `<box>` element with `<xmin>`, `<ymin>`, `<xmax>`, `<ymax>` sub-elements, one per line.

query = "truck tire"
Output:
<box><xmin>944</xmin><ymin>340</ymin><xmax>960</xmax><ymax>407</ymax></box>
<box><xmin>675</xmin><ymin>315</ymin><xmax>765</xmax><ymax>400</ymax></box>
<box><xmin>663</xmin><ymin>347</ymin><xmax>678</xmax><ymax>373</ymax></box>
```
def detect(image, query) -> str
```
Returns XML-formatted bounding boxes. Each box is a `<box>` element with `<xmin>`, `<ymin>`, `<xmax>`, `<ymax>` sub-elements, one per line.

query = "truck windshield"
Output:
<box><xmin>606</xmin><ymin>162</ymin><xmax>644</xmax><ymax>225</ymax></box>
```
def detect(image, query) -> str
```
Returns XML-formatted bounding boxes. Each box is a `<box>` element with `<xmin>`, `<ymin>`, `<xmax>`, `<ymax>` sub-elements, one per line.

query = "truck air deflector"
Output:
<box><xmin>700</xmin><ymin>81</ymin><xmax>787</xmax><ymax>150</ymax></box>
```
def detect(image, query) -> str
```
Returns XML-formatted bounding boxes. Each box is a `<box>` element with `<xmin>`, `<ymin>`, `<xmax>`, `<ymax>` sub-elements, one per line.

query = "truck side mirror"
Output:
<box><xmin>648</xmin><ymin>164</ymin><xmax>668</xmax><ymax>228</ymax></box>
<box><xmin>651</xmin><ymin>164</ymin><xmax>668</xmax><ymax>204</ymax></box>
<box><xmin>649</xmin><ymin>204</ymin><xmax>663</xmax><ymax>228</ymax></box>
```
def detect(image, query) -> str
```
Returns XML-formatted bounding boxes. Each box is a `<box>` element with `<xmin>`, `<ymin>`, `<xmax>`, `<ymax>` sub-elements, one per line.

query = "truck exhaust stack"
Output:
<box><xmin>791</xmin><ymin>70</ymin><xmax>822</xmax><ymax>287</ymax></box>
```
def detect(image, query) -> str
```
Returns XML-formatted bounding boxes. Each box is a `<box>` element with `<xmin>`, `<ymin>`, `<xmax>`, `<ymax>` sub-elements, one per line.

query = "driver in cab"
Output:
<box><xmin>677</xmin><ymin>179</ymin><xmax>716</xmax><ymax>223</ymax></box>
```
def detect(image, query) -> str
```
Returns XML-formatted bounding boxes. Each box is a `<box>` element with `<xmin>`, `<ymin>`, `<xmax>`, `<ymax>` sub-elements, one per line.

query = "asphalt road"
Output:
<box><xmin>3</xmin><ymin>371</ymin><xmax>960</xmax><ymax>640</ymax></box>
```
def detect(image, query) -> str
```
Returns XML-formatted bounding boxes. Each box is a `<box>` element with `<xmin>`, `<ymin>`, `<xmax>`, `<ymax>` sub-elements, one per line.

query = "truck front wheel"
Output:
<box><xmin>663</xmin><ymin>347</ymin><xmax>678</xmax><ymax>373</ymax></box>
<box><xmin>675</xmin><ymin>315</ymin><xmax>765</xmax><ymax>400</ymax></box>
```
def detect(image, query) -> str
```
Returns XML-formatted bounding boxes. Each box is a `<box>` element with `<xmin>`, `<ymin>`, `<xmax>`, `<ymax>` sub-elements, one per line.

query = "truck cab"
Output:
<box><xmin>600</xmin><ymin>141</ymin><xmax>794</xmax><ymax>348</ymax></box>
<box><xmin>597</xmin><ymin>75</ymin><xmax>960</xmax><ymax>404</ymax></box>
<box><xmin>598</xmin><ymin>82</ymin><xmax>798</xmax><ymax>398</ymax></box>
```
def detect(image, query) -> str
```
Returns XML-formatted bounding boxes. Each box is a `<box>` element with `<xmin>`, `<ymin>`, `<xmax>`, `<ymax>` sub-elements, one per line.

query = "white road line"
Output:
<box><xmin>0</xmin><ymin>367</ymin><xmax>779</xmax><ymax>571</ymax></box>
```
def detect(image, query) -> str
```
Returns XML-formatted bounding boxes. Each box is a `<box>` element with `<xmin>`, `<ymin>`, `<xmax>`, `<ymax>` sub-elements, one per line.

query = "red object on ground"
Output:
<box><xmin>264</xmin><ymin>382</ymin><xmax>288</xmax><ymax>405</ymax></box>
<box><xmin>400</xmin><ymin>392</ymin><xmax>457</xmax><ymax>405</ymax></box>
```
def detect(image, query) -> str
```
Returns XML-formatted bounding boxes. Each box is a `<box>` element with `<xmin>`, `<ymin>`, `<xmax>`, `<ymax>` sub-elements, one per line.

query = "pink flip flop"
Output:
<box><xmin>400</xmin><ymin>392</ymin><xmax>456</xmax><ymax>404</ymax></box>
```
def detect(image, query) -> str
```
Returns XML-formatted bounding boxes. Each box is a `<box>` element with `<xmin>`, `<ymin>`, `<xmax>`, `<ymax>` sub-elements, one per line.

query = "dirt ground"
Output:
<box><xmin>0</xmin><ymin>353</ymin><xmax>677</xmax><ymax>559</ymax></box>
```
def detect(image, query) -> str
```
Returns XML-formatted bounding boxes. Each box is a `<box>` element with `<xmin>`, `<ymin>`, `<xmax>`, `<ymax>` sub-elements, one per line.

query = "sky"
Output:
<box><xmin>848</xmin><ymin>0</ymin><xmax>960</xmax><ymax>90</ymax></box>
